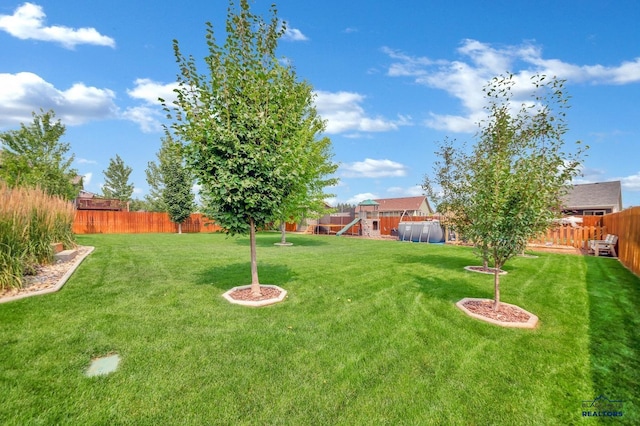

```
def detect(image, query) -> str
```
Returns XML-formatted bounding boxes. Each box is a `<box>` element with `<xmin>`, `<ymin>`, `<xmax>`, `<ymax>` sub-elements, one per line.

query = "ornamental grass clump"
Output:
<box><xmin>0</xmin><ymin>182</ymin><xmax>76</xmax><ymax>289</ymax></box>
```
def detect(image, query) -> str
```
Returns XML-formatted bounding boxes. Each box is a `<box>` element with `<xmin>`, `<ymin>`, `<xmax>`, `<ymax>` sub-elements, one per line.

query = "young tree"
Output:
<box><xmin>274</xmin><ymin>176</ymin><xmax>334</xmax><ymax>245</ymax></box>
<box><xmin>102</xmin><ymin>154</ymin><xmax>134</xmax><ymax>204</ymax></box>
<box><xmin>145</xmin><ymin>134</ymin><xmax>179</xmax><ymax>212</ymax></box>
<box><xmin>160</xmin><ymin>136</ymin><xmax>195</xmax><ymax>234</ymax></box>
<box><xmin>0</xmin><ymin>109</ymin><xmax>80</xmax><ymax>201</ymax></box>
<box><xmin>273</xmin><ymin>115</ymin><xmax>337</xmax><ymax>245</ymax></box>
<box><xmin>424</xmin><ymin>74</ymin><xmax>587</xmax><ymax>310</ymax></box>
<box><xmin>144</xmin><ymin>160</ymin><xmax>165</xmax><ymax>212</ymax></box>
<box><xmin>165</xmin><ymin>0</ymin><xmax>337</xmax><ymax>296</ymax></box>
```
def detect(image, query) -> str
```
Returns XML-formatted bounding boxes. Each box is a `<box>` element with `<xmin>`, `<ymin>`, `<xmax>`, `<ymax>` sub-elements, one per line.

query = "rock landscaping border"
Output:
<box><xmin>0</xmin><ymin>246</ymin><xmax>94</xmax><ymax>304</ymax></box>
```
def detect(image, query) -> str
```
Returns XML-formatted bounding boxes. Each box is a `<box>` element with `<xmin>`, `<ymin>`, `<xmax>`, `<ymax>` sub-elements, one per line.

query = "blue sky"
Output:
<box><xmin>1</xmin><ymin>0</ymin><xmax>639</xmax><ymax>208</ymax></box>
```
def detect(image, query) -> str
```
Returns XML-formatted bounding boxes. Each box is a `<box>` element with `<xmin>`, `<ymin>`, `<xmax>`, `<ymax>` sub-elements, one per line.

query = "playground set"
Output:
<box><xmin>307</xmin><ymin>199</ymin><xmax>446</xmax><ymax>243</ymax></box>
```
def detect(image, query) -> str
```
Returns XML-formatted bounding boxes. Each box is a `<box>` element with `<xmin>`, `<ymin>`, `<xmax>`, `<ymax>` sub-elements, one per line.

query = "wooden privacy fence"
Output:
<box><xmin>602</xmin><ymin>206</ymin><xmax>640</xmax><ymax>277</ymax></box>
<box><xmin>529</xmin><ymin>225</ymin><xmax>607</xmax><ymax>248</ymax></box>
<box><xmin>379</xmin><ymin>216</ymin><xmax>430</xmax><ymax>235</ymax></box>
<box><xmin>579</xmin><ymin>215</ymin><xmax>604</xmax><ymax>227</ymax></box>
<box><xmin>73</xmin><ymin>211</ymin><xmax>221</xmax><ymax>234</ymax></box>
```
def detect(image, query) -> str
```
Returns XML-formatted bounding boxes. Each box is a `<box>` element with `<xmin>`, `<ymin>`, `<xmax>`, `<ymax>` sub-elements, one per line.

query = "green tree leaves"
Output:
<box><xmin>165</xmin><ymin>0</ymin><xmax>337</xmax><ymax>290</ymax></box>
<box><xmin>160</xmin><ymin>135</ymin><xmax>195</xmax><ymax>233</ymax></box>
<box><xmin>102</xmin><ymin>154</ymin><xmax>134</xmax><ymax>203</ymax></box>
<box><xmin>424</xmin><ymin>74</ymin><xmax>587</xmax><ymax>309</ymax></box>
<box><xmin>0</xmin><ymin>110</ymin><xmax>80</xmax><ymax>201</ymax></box>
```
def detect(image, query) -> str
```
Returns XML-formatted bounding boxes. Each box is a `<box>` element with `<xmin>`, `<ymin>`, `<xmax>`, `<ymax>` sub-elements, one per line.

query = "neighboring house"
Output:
<box><xmin>77</xmin><ymin>190</ymin><xmax>95</xmax><ymax>199</ymax></box>
<box><xmin>562</xmin><ymin>181</ymin><xmax>623</xmax><ymax>216</ymax></box>
<box><xmin>71</xmin><ymin>175</ymin><xmax>84</xmax><ymax>190</ymax></box>
<box><xmin>356</xmin><ymin>196</ymin><xmax>433</xmax><ymax>217</ymax></box>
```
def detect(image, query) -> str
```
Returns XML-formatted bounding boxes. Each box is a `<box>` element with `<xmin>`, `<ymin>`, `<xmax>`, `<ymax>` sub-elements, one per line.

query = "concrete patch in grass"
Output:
<box><xmin>86</xmin><ymin>354</ymin><xmax>120</xmax><ymax>377</ymax></box>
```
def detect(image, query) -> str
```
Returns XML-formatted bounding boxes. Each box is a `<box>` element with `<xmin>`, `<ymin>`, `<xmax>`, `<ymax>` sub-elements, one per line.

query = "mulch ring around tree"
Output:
<box><xmin>463</xmin><ymin>299</ymin><xmax>530</xmax><ymax>322</ymax></box>
<box><xmin>222</xmin><ymin>284</ymin><xmax>288</xmax><ymax>307</ymax></box>
<box><xmin>456</xmin><ymin>298</ymin><xmax>539</xmax><ymax>328</ymax></box>
<box><xmin>227</xmin><ymin>286</ymin><xmax>282</xmax><ymax>301</ymax></box>
<box><xmin>464</xmin><ymin>266</ymin><xmax>507</xmax><ymax>275</ymax></box>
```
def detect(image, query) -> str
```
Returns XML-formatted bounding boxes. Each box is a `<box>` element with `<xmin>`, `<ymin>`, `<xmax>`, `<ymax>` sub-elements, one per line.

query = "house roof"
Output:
<box><xmin>77</xmin><ymin>190</ymin><xmax>97</xmax><ymax>199</ymax></box>
<box><xmin>358</xmin><ymin>196</ymin><xmax>431</xmax><ymax>213</ymax></box>
<box><xmin>562</xmin><ymin>181</ymin><xmax>623</xmax><ymax>212</ymax></box>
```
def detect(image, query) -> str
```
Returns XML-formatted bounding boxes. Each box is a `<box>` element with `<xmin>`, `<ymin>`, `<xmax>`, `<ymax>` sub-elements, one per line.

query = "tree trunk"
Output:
<box><xmin>280</xmin><ymin>222</ymin><xmax>287</xmax><ymax>244</ymax></box>
<box><xmin>493</xmin><ymin>267</ymin><xmax>500</xmax><ymax>311</ymax></box>
<box><xmin>178</xmin><ymin>223</ymin><xmax>182</xmax><ymax>234</ymax></box>
<box><xmin>250</xmin><ymin>218</ymin><xmax>261</xmax><ymax>296</ymax></box>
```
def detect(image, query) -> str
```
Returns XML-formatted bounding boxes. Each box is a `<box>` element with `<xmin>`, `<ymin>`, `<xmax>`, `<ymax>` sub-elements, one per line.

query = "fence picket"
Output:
<box><xmin>602</xmin><ymin>206</ymin><xmax>640</xmax><ymax>277</ymax></box>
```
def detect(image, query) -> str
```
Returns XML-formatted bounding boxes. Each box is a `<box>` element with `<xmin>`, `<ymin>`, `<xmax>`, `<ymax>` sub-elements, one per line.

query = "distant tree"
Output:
<box><xmin>145</xmin><ymin>134</ymin><xmax>177</xmax><ymax>212</ymax></box>
<box><xmin>0</xmin><ymin>109</ymin><xmax>80</xmax><ymax>201</ymax></box>
<box><xmin>333</xmin><ymin>202</ymin><xmax>356</xmax><ymax>213</ymax></box>
<box><xmin>424</xmin><ymin>74</ymin><xmax>587</xmax><ymax>310</ymax></box>
<box><xmin>102</xmin><ymin>154</ymin><xmax>134</xmax><ymax>204</ymax></box>
<box><xmin>144</xmin><ymin>134</ymin><xmax>195</xmax><ymax>229</ymax></box>
<box><xmin>160</xmin><ymin>136</ymin><xmax>195</xmax><ymax>234</ymax></box>
<box><xmin>129</xmin><ymin>198</ymin><xmax>151</xmax><ymax>211</ymax></box>
<box><xmin>165</xmin><ymin>0</ymin><xmax>338</xmax><ymax>295</ymax></box>
<box><xmin>144</xmin><ymin>160</ymin><xmax>165</xmax><ymax>212</ymax></box>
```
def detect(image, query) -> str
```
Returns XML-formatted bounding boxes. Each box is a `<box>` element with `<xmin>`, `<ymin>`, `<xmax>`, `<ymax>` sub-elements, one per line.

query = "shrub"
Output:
<box><xmin>0</xmin><ymin>182</ymin><xmax>76</xmax><ymax>289</ymax></box>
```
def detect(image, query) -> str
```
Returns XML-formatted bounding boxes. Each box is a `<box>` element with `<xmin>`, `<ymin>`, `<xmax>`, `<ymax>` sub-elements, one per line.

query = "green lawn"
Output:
<box><xmin>1</xmin><ymin>233</ymin><xmax>638</xmax><ymax>425</ymax></box>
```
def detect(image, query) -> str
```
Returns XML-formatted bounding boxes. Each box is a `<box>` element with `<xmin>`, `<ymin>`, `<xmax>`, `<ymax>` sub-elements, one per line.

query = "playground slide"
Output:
<box><xmin>336</xmin><ymin>217</ymin><xmax>361</xmax><ymax>236</ymax></box>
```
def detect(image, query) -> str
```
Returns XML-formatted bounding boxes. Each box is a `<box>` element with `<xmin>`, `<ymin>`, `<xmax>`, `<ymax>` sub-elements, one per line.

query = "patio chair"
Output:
<box><xmin>588</xmin><ymin>234</ymin><xmax>618</xmax><ymax>257</ymax></box>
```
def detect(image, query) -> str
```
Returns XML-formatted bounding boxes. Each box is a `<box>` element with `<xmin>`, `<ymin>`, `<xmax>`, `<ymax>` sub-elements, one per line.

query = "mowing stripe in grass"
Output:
<box><xmin>0</xmin><ymin>233</ymin><xmax>638</xmax><ymax>424</ymax></box>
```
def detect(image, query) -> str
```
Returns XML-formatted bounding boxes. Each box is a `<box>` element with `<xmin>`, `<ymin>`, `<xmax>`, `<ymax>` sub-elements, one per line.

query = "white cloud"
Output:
<box><xmin>382</xmin><ymin>46</ymin><xmax>441</xmax><ymax>77</ymax></box>
<box><xmin>127</xmin><ymin>78</ymin><xmax>178</xmax><ymax>105</ymax></box>
<box><xmin>0</xmin><ymin>2</ymin><xmax>115</xmax><ymax>49</ymax></box>
<box><xmin>121</xmin><ymin>106</ymin><xmax>164</xmax><ymax>133</ymax></box>
<box><xmin>384</xmin><ymin>39</ymin><xmax>640</xmax><ymax>133</ymax></box>
<box><xmin>282</xmin><ymin>26</ymin><xmax>308</xmax><ymax>41</ymax></box>
<box><xmin>387</xmin><ymin>185</ymin><xmax>425</xmax><ymax>197</ymax></box>
<box><xmin>0</xmin><ymin>72</ymin><xmax>118</xmax><ymax>128</ymax></box>
<box><xmin>77</xmin><ymin>158</ymin><xmax>97</xmax><ymax>165</ymax></box>
<box><xmin>346</xmin><ymin>192</ymin><xmax>379</xmax><ymax>205</ymax></box>
<box><xmin>82</xmin><ymin>172</ymin><xmax>92</xmax><ymax>186</ymax></box>
<box><xmin>425</xmin><ymin>112</ymin><xmax>483</xmax><ymax>133</ymax></box>
<box><xmin>0</xmin><ymin>73</ymin><xmax>172</xmax><ymax>132</ymax></box>
<box><xmin>124</xmin><ymin>79</ymin><xmax>179</xmax><ymax>132</ymax></box>
<box><xmin>125</xmin><ymin>82</ymin><xmax>413</xmax><ymax>136</ymax></box>
<box><xmin>314</xmin><ymin>90</ymin><xmax>411</xmax><ymax>134</ymax></box>
<box><xmin>620</xmin><ymin>173</ymin><xmax>640</xmax><ymax>191</ymax></box>
<box><xmin>341</xmin><ymin>158</ymin><xmax>408</xmax><ymax>178</ymax></box>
